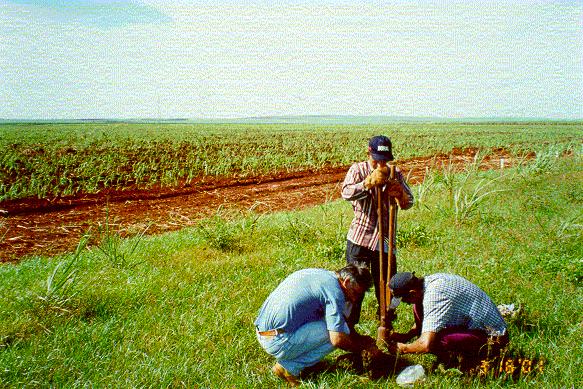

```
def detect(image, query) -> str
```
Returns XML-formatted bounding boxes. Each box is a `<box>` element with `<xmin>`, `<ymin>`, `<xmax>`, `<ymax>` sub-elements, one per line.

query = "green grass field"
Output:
<box><xmin>1</xmin><ymin>122</ymin><xmax>580</xmax><ymax>201</ymax></box>
<box><xmin>1</xmin><ymin>145</ymin><xmax>581</xmax><ymax>388</ymax></box>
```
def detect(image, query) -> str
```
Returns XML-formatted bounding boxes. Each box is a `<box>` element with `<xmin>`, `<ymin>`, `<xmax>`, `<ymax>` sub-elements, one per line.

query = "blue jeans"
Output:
<box><xmin>256</xmin><ymin>321</ymin><xmax>336</xmax><ymax>376</ymax></box>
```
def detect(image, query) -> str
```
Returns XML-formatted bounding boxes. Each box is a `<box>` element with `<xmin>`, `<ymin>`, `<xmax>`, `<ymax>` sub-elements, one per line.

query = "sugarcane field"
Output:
<box><xmin>0</xmin><ymin>122</ymin><xmax>581</xmax><ymax>388</ymax></box>
<box><xmin>2</xmin><ymin>1</ymin><xmax>582</xmax><ymax>388</ymax></box>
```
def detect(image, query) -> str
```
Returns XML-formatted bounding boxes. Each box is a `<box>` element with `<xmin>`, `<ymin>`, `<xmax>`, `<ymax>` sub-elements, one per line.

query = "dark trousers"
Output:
<box><xmin>412</xmin><ymin>302</ymin><xmax>509</xmax><ymax>362</ymax></box>
<box><xmin>345</xmin><ymin>240</ymin><xmax>395</xmax><ymax>326</ymax></box>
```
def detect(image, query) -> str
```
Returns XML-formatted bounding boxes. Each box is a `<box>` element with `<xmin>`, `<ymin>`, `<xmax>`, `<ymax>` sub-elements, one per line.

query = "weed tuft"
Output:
<box><xmin>521</xmin><ymin>144</ymin><xmax>571</xmax><ymax>175</ymax></box>
<box><xmin>315</xmin><ymin>240</ymin><xmax>345</xmax><ymax>261</ymax></box>
<box><xmin>451</xmin><ymin>174</ymin><xmax>508</xmax><ymax>225</ymax></box>
<box><xmin>35</xmin><ymin>234</ymin><xmax>88</xmax><ymax>316</ymax></box>
<box><xmin>198</xmin><ymin>207</ymin><xmax>262</xmax><ymax>252</ymax></box>
<box><xmin>93</xmin><ymin>207</ymin><xmax>149</xmax><ymax>268</ymax></box>
<box><xmin>397</xmin><ymin>224</ymin><xmax>434</xmax><ymax>248</ymax></box>
<box><xmin>414</xmin><ymin>167</ymin><xmax>437</xmax><ymax>209</ymax></box>
<box><xmin>554</xmin><ymin>215</ymin><xmax>582</xmax><ymax>241</ymax></box>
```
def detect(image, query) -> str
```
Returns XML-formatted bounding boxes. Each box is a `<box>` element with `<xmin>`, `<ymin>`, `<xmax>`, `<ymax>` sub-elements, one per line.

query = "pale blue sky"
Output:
<box><xmin>1</xmin><ymin>0</ymin><xmax>581</xmax><ymax>119</ymax></box>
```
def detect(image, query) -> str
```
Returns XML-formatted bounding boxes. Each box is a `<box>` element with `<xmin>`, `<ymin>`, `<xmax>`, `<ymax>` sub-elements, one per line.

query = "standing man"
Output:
<box><xmin>388</xmin><ymin>272</ymin><xmax>509</xmax><ymax>367</ymax></box>
<box><xmin>341</xmin><ymin>135</ymin><xmax>414</xmax><ymax>325</ymax></box>
<box><xmin>254</xmin><ymin>263</ymin><xmax>382</xmax><ymax>386</ymax></box>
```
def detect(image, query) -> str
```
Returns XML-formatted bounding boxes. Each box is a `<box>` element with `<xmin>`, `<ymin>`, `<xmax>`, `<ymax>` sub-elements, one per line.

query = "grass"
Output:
<box><xmin>0</xmin><ymin>122</ymin><xmax>581</xmax><ymax>200</ymax></box>
<box><xmin>0</xmin><ymin>150</ymin><xmax>581</xmax><ymax>388</ymax></box>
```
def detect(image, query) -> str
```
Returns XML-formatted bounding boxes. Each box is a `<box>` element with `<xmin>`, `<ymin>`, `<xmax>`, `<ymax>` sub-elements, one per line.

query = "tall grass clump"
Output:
<box><xmin>451</xmin><ymin>174</ymin><xmax>508</xmax><ymax>224</ymax></box>
<box><xmin>0</xmin><ymin>151</ymin><xmax>581</xmax><ymax>387</ymax></box>
<box><xmin>34</xmin><ymin>235</ymin><xmax>89</xmax><ymax>317</ymax></box>
<box><xmin>197</xmin><ymin>206</ymin><xmax>263</xmax><ymax>253</ymax></box>
<box><xmin>427</xmin><ymin>155</ymin><xmax>508</xmax><ymax>225</ymax></box>
<box><xmin>93</xmin><ymin>209</ymin><xmax>150</xmax><ymax>269</ymax></box>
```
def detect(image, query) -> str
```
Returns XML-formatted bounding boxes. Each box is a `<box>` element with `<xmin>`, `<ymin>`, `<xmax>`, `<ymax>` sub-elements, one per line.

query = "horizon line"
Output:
<box><xmin>1</xmin><ymin>115</ymin><xmax>582</xmax><ymax>124</ymax></box>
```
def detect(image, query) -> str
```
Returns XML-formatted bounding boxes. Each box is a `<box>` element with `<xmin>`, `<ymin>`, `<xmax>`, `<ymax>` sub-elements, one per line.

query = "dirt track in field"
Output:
<box><xmin>0</xmin><ymin>148</ymin><xmax>523</xmax><ymax>262</ymax></box>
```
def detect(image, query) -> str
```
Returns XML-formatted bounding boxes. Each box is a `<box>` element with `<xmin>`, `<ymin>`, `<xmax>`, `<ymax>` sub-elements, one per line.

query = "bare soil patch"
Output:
<box><xmin>0</xmin><ymin>148</ymin><xmax>522</xmax><ymax>262</ymax></box>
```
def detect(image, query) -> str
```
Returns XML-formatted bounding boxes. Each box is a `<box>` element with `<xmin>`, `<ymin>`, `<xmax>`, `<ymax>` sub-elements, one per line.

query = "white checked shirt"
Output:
<box><xmin>341</xmin><ymin>161</ymin><xmax>414</xmax><ymax>251</ymax></box>
<box><xmin>422</xmin><ymin>274</ymin><xmax>507</xmax><ymax>336</ymax></box>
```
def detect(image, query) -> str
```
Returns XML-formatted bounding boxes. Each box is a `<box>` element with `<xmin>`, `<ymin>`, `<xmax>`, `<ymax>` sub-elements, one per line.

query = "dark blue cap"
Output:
<box><xmin>368</xmin><ymin>135</ymin><xmax>394</xmax><ymax>161</ymax></box>
<box><xmin>389</xmin><ymin>272</ymin><xmax>416</xmax><ymax>297</ymax></box>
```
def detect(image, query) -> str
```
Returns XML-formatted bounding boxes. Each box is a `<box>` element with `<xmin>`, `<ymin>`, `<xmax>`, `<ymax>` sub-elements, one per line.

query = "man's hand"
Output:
<box><xmin>363</xmin><ymin>167</ymin><xmax>389</xmax><ymax>189</ymax></box>
<box><xmin>330</xmin><ymin>331</ymin><xmax>384</xmax><ymax>355</ymax></box>
<box><xmin>391</xmin><ymin>331</ymin><xmax>436</xmax><ymax>355</ymax></box>
<box><xmin>383</xmin><ymin>340</ymin><xmax>398</xmax><ymax>355</ymax></box>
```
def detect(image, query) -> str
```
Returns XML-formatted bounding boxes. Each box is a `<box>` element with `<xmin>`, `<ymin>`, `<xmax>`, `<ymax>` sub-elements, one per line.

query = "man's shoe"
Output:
<box><xmin>272</xmin><ymin>363</ymin><xmax>301</xmax><ymax>387</ymax></box>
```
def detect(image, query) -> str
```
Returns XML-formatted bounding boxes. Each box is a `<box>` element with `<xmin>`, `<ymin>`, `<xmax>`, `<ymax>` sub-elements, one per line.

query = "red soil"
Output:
<box><xmin>0</xmin><ymin>148</ymin><xmax>521</xmax><ymax>262</ymax></box>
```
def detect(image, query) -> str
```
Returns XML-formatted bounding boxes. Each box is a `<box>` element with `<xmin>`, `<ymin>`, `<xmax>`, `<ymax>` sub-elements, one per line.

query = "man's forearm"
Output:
<box><xmin>329</xmin><ymin>331</ymin><xmax>377</xmax><ymax>354</ymax></box>
<box><xmin>397</xmin><ymin>340</ymin><xmax>427</xmax><ymax>354</ymax></box>
<box><xmin>396</xmin><ymin>331</ymin><xmax>435</xmax><ymax>354</ymax></box>
<box><xmin>394</xmin><ymin>170</ymin><xmax>414</xmax><ymax>210</ymax></box>
<box><xmin>396</xmin><ymin>190</ymin><xmax>414</xmax><ymax>210</ymax></box>
<box><xmin>396</xmin><ymin>182</ymin><xmax>414</xmax><ymax>210</ymax></box>
<box><xmin>341</xmin><ymin>181</ymin><xmax>370</xmax><ymax>201</ymax></box>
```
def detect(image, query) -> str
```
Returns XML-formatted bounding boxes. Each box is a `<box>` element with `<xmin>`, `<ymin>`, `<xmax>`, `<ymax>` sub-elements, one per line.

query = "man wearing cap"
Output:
<box><xmin>387</xmin><ymin>272</ymin><xmax>509</xmax><ymax>367</ymax></box>
<box><xmin>254</xmin><ymin>263</ymin><xmax>383</xmax><ymax>386</ymax></box>
<box><xmin>341</xmin><ymin>135</ymin><xmax>414</xmax><ymax>326</ymax></box>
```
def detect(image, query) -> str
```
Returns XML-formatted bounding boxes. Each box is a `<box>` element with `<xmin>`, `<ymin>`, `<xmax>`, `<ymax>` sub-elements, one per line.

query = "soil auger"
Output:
<box><xmin>376</xmin><ymin>164</ymin><xmax>398</xmax><ymax>346</ymax></box>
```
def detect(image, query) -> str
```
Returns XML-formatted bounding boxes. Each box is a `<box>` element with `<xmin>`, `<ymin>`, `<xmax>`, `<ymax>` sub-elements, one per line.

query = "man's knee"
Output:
<box><xmin>436</xmin><ymin>329</ymin><xmax>489</xmax><ymax>355</ymax></box>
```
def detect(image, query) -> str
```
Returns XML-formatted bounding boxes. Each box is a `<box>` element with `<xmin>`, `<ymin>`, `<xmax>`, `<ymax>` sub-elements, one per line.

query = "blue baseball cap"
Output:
<box><xmin>368</xmin><ymin>135</ymin><xmax>394</xmax><ymax>161</ymax></box>
<box><xmin>389</xmin><ymin>272</ymin><xmax>416</xmax><ymax>297</ymax></box>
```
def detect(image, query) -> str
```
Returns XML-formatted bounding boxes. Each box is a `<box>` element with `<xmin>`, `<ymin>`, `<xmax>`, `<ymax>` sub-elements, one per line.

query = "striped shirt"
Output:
<box><xmin>341</xmin><ymin>161</ymin><xmax>414</xmax><ymax>251</ymax></box>
<box><xmin>422</xmin><ymin>273</ymin><xmax>507</xmax><ymax>337</ymax></box>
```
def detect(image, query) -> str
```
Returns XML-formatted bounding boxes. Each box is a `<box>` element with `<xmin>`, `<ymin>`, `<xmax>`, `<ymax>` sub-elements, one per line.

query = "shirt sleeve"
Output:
<box><xmin>322</xmin><ymin>287</ymin><xmax>351</xmax><ymax>334</ymax></box>
<box><xmin>342</xmin><ymin>163</ymin><xmax>371</xmax><ymax>202</ymax></box>
<box><xmin>395</xmin><ymin>169</ymin><xmax>414</xmax><ymax>210</ymax></box>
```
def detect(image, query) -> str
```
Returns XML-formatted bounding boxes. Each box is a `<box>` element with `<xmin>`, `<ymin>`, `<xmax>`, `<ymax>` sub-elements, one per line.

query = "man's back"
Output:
<box><xmin>254</xmin><ymin>269</ymin><xmax>348</xmax><ymax>334</ymax></box>
<box><xmin>422</xmin><ymin>273</ymin><xmax>507</xmax><ymax>336</ymax></box>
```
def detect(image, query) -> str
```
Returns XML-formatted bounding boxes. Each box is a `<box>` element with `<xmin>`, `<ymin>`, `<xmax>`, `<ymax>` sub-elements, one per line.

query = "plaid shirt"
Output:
<box><xmin>422</xmin><ymin>273</ymin><xmax>507</xmax><ymax>336</ymax></box>
<box><xmin>342</xmin><ymin>161</ymin><xmax>414</xmax><ymax>251</ymax></box>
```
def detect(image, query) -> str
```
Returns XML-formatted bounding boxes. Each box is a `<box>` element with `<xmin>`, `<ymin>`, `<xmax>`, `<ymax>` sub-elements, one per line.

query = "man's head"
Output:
<box><xmin>368</xmin><ymin>135</ymin><xmax>394</xmax><ymax>166</ymax></box>
<box><xmin>389</xmin><ymin>272</ymin><xmax>423</xmax><ymax>304</ymax></box>
<box><xmin>337</xmin><ymin>263</ymin><xmax>372</xmax><ymax>303</ymax></box>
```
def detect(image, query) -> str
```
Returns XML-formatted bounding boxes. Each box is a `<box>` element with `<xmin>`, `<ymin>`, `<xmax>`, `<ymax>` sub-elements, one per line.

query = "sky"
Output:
<box><xmin>1</xmin><ymin>0</ymin><xmax>582</xmax><ymax>120</ymax></box>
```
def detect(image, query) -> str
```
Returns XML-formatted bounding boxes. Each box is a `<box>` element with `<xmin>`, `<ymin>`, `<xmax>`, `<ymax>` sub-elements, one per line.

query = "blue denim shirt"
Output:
<box><xmin>255</xmin><ymin>268</ymin><xmax>349</xmax><ymax>334</ymax></box>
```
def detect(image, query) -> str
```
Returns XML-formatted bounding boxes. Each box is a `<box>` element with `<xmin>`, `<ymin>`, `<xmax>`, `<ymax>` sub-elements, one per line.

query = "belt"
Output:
<box><xmin>256</xmin><ymin>328</ymin><xmax>285</xmax><ymax>337</ymax></box>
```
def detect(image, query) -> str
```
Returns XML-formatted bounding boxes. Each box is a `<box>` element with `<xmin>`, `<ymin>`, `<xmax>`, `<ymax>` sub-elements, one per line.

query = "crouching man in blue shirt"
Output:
<box><xmin>254</xmin><ymin>263</ymin><xmax>382</xmax><ymax>386</ymax></box>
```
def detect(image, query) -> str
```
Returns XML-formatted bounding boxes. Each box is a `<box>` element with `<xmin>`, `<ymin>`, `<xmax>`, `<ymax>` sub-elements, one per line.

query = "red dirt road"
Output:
<box><xmin>0</xmin><ymin>148</ymin><xmax>520</xmax><ymax>262</ymax></box>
